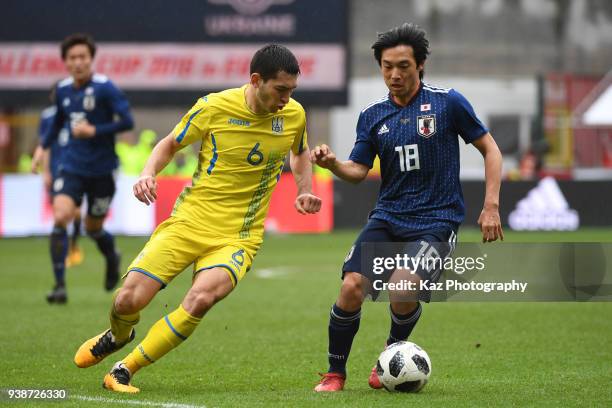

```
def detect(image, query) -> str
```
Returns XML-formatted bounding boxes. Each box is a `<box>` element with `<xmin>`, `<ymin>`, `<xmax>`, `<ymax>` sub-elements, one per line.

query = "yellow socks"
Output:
<box><xmin>122</xmin><ymin>304</ymin><xmax>201</xmax><ymax>374</ymax></box>
<box><xmin>109</xmin><ymin>289</ymin><xmax>140</xmax><ymax>344</ymax></box>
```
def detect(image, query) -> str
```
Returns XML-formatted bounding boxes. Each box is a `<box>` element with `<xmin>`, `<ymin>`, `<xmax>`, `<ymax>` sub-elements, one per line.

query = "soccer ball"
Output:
<box><xmin>375</xmin><ymin>341</ymin><xmax>431</xmax><ymax>392</ymax></box>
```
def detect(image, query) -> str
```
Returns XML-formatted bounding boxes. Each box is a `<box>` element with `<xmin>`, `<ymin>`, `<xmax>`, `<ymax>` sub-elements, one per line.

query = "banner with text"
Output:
<box><xmin>0</xmin><ymin>44</ymin><xmax>344</xmax><ymax>91</ymax></box>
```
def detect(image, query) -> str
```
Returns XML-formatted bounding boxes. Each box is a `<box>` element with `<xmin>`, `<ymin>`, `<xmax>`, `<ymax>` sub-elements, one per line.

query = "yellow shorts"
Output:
<box><xmin>125</xmin><ymin>217</ymin><xmax>260</xmax><ymax>287</ymax></box>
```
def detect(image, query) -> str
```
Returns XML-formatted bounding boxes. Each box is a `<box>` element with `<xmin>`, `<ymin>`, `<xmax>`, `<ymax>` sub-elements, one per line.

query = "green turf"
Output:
<box><xmin>1</xmin><ymin>229</ymin><xmax>611</xmax><ymax>407</ymax></box>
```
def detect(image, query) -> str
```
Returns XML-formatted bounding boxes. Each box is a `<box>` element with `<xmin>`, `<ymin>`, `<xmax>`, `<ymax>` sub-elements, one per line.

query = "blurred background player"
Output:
<box><xmin>32</xmin><ymin>33</ymin><xmax>134</xmax><ymax>303</ymax></box>
<box><xmin>312</xmin><ymin>23</ymin><xmax>503</xmax><ymax>391</ymax></box>
<box><xmin>73</xmin><ymin>44</ymin><xmax>321</xmax><ymax>393</ymax></box>
<box><xmin>38</xmin><ymin>84</ymin><xmax>85</xmax><ymax>274</ymax></box>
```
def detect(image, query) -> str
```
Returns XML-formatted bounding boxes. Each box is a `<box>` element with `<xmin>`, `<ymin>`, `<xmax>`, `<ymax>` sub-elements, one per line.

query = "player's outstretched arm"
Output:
<box><xmin>133</xmin><ymin>132</ymin><xmax>183</xmax><ymax>206</ymax></box>
<box><xmin>310</xmin><ymin>144</ymin><xmax>369</xmax><ymax>184</ymax></box>
<box><xmin>473</xmin><ymin>133</ymin><xmax>504</xmax><ymax>243</ymax></box>
<box><xmin>290</xmin><ymin>147</ymin><xmax>322</xmax><ymax>215</ymax></box>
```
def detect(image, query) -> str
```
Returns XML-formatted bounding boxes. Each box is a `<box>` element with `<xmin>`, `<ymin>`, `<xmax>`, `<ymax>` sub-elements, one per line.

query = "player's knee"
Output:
<box><xmin>114</xmin><ymin>288</ymin><xmax>141</xmax><ymax>315</ymax></box>
<box><xmin>194</xmin><ymin>291</ymin><xmax>217</xmax><ymax>312</ymax></box>
<box><xmin>185</xmin><ymin>289</ymin><xmax>218</xmax><ymax>316</ymax></box>
<box><xmin>340</xmin><ymin>273</ymin><xmax>365</xmax><ymax>307</ymax></box>
<box><xmin>53</xmin><ymin>209</ymin><xmax>72</xmax><ymax>227</ymax></box>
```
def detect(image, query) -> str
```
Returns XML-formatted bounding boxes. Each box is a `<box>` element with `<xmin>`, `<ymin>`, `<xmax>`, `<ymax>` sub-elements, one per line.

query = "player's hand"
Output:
<box><xmin>295</xmin><ymin>193</ymin><xmax>322</xmax><ymax>215</ymax></box>
<box><xmin>478</xmin><ymin>205</ymin><xmax>504</xmax><ymax>243</ymax></box>
<box><xmin>31</xmin><ymin>145</ymin><xmax>44</xmax><ymax>174</ymax></box>
<box><xmin>310</xmin><ymin>144</ymin><xmax>337</xmax><ymax>170</ymax></box>
<box><xmin>133</xmin><ymin>175</ymin><xmax>158</xmax><ymax>206</ymax></box>
<box><xmin>71</xmin><ymin>120</ymin><xmax>96</xmax><ymax>138</ymax></box>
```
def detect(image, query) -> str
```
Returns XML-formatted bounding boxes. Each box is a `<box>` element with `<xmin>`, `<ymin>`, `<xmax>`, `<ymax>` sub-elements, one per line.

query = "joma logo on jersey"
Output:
<box><xmin>228</xmin><ymin>118</ymin><xmax>251</xmax><ymax>127</ymax></box>
<box><xmin>417</xmin><ymin>114</ymin><xmax>436</xmax><ymax>138</ymax></box>
<box><xmin>271</xmin><ymin>116</ymin><xmax>284</xmax><ymax>134</ymax></box>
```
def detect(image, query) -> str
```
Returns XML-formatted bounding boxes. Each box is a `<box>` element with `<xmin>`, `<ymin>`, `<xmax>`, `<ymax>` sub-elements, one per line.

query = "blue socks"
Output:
<box><xmin>71</xmin><ymin>217</ymin><xmax>81</xmax><ymax>247</ymax></box>
<box><xmin>327</xmin><ymin>303</ymin><xmax>361</xmax><ymax>375</ymax></box>
<box><xmin>50</xmin><ymin>226</ymin><xmax>68</xmax><ymax>286</ymax></box>
<box><xmin>387</xmin><ymin>303</ymin><xmax>422</xmax><ymax>345</ymax></box>
<box><xmin>89</xmin><ymin>229</ymin><xmax>117</xmax><ymax>260</ymax></box>
<box><xmin>326</xmin><ymin>302</ymin><xmax>423</xmax><ymax>376</ymax></box>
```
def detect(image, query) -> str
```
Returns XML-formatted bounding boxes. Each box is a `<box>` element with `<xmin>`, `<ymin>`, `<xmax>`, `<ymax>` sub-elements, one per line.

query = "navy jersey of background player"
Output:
<box><xmin>349</xmin><ymin>82</ymin><xmax>488</xmax><ymax>231</ymax></box>
<box><xmin>41</xmin><ymin>74</ymin><xmax>133</xmax><ymax>177</ymax></box>
<box><xmin>38</xmin><ymin>105</ymin><xmax>66</xmax><ymax>179</ymax></box>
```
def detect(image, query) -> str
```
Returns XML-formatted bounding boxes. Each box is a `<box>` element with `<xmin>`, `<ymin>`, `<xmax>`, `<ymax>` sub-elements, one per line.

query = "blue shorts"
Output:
<box><xmin>52</xmin><ymin>170</ymin><xmax>116</xmax><ymax>218</ymax></box>
<box><xmin>342</xmin><ymin>218</ymin><xmax>457</xmax><ymax>302</ymax></box>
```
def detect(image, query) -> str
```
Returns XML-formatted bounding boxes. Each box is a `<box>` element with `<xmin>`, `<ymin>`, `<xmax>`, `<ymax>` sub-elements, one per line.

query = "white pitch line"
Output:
<box><xmin>72</xmin><ymin>394</ymin><xmax>207</xmax><ymax>408</ymax></box>
<box><xmin>254</xmin><ymin>264</ymin><xmax>338</xmax><ymax>279</ymax></box>
<box><xmin>254</xmin><ymin>266</ymin><xmax>294</xmax><ymax>279</ymax></box>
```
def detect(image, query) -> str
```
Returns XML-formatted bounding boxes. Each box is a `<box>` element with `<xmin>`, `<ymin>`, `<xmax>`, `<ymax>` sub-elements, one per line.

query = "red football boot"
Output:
<box><xmin>314</xmin><ymin>372</ymin><xmax>346</xmax><ymax>392</ymax></box>
<box><xmin>368</xmin><ymin>364</ymin><xmax>383</xmax><ymax>389</ymax></box>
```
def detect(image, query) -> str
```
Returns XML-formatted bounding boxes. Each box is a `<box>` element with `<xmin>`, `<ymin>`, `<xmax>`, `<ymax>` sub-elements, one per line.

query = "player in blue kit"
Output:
<box><xmin>37</xmin><ymin>86</ymin><xmax>85</xmax><ymax>279</ymax></box>
<box><xmin>32</xmin><ymin>33</ymin><xmax>134</xmax><ymax>303</ymax></box>
<box><xmin>312</xmin><ymin>23</ymin><xmax>504</xmax><ymax>391</ymax></box>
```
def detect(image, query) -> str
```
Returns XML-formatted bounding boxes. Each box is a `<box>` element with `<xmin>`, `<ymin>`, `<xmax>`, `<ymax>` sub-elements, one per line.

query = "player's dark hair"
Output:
<box><xmin>250</xmin><ymin>44</ymin><xmax>300</xmax><ymax>81</ymax></box>
<box><xmin>61</xmin><ymin>33</ymin><xmax>96</xmax><ymax>60</ymax></box>
<box><xmin>371</xmin><ymin>23</ymin><xmax>430</xmax><ymax>79</ymax></box>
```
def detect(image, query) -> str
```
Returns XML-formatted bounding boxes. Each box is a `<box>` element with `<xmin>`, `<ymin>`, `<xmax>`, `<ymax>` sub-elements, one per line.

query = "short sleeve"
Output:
<box><xmin>348</xmin><ymin>112</ymin><xmax>377</xmax><ymax>168</ymax></box>
<box><xmin>291</xmin><ymin>108</ymin><xmax>308</xmax><ymax>155</ymax></box>
<box><xmin>173</xmin><ymin>97</ymin><xmax>211</xmax><ymax>146</ymax></box>
<box><xmin>449</xmin><ymin>89</ymin><xmax>488</xmax><ymax>144</ymax></box>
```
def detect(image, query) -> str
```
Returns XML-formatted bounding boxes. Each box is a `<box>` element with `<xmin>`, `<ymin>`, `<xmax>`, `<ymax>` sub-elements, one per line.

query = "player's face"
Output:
<box><xmin>255</xmin><ymin>71</ymin><xmax>298</xmax><ymax>114</ymax></box>
<box><xmin>380</xmin><ymin>45</ymin><xmax>423</xmax><ymax>104</ymax></box>
<box><xmin>64</xmin><ymin>44</ymin><xmax>93</xmax><ymax>84</ymax></box>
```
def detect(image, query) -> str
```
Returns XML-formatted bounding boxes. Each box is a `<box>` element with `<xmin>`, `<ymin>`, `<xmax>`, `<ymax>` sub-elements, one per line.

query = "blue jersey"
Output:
<box><xmin>41</xmin><ymin>74</ymin><xmax>134</xmax><ymax>177</ymax></box>
<box><xmin>349</xmin><ymin>83</ymin><xmax>488</xmax><ymax>231</ymax></box>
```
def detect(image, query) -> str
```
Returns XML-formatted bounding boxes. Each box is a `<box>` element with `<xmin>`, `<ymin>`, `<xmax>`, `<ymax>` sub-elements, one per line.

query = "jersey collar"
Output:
<box><xmin>71</xmin><ymin>74</ymin><xmax>94</xmax><ymax>90</ymax></box>
<box><xmin>387</xmin><ymin>82</ymin><xmax>423</xmax><ymax>110</ymax></box>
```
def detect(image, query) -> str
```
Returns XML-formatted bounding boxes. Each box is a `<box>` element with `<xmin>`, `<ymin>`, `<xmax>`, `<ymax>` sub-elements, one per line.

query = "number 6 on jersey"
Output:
<box><xmin>395</xmin><ymin>144</ymin><xmax>420</xmax><ymax>172</ymax></box>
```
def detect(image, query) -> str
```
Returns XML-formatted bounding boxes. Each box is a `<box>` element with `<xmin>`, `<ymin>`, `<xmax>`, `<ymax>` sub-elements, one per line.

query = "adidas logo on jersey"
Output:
<box><xmin>378</xmin><ymin>124</ymin><xmax>389</xmax><ymax>135</ymax></box>
<box><xmin>508</xmin><ymin>177</ymin><xmax>579</xmax><ymax>231</ymax></box>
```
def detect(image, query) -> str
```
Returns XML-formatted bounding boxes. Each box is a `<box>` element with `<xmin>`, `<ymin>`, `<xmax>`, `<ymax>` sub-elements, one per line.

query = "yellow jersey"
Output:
<box><xmin>170</xmin><ymin>85</ymin><xmax>307</xmax><ymax>242</ymax></box>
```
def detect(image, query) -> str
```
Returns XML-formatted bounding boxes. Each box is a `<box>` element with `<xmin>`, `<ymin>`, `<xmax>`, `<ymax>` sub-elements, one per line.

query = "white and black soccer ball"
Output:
<box><xmin>376</xmin><ymin>341</ymin><xmax>431</xmax><ymax>392</ymax></box>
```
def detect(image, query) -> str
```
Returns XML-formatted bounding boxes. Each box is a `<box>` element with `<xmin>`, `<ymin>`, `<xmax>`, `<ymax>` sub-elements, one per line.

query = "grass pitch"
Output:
<box><xmin>1</xmin><ymin>229</ymin><xmax>611</xmax><ymax>407</ymax></box>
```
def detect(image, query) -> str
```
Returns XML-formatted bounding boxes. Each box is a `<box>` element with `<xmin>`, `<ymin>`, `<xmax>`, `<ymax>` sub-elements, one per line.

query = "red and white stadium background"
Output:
<box><xmin>0</xmin><ymin>173</ymin><xmax>333</xmax><ymax>237</ymax></box>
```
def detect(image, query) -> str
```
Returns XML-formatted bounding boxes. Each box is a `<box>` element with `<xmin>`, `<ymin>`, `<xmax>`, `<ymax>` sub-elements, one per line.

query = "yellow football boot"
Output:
<box><xmin>74</xmin><ymin>329</ymin><xmax>135</xmax><ymax>368</ymax></box>
<box><xmin>66</xmin><ymin>245</ymin><xmax>84</xmax><ymax>268</ymax></box>
<box><xmin>103</xmin><ymin>362</ymin><xmax>140</xmax><ymax>393</ymax></box>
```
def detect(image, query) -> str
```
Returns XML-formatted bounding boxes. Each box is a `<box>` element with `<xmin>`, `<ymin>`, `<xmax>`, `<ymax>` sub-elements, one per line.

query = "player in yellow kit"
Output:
<box><xmin>73</xmin><ymin>44</ymin><xmax>321</xmax><ymax>393</ymax></box>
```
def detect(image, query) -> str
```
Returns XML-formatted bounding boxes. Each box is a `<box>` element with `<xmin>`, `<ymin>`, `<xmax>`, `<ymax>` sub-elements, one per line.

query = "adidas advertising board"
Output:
<box><xmin>508</xmin><ymin>177</ymin><xmax>579</xmax><ymax>231</ymax></box>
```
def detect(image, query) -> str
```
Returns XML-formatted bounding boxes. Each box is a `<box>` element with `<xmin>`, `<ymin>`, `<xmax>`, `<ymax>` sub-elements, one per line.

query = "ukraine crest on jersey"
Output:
<box><xmin>171</xmin><ymin>85</ymin><xmax>307</xmax><ymax>242</ymax></box>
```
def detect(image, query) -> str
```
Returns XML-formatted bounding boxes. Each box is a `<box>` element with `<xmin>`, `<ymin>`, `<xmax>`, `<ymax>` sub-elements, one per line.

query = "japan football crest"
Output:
<box><xmin>271</xmin><ymin>116</ymin><xmax>284</xmax><ymax>134</ymax></box>
<box><xmin>417</xmin><ymin>114</ymin><xmax>436</xmax><ymax>138</ymax></box>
